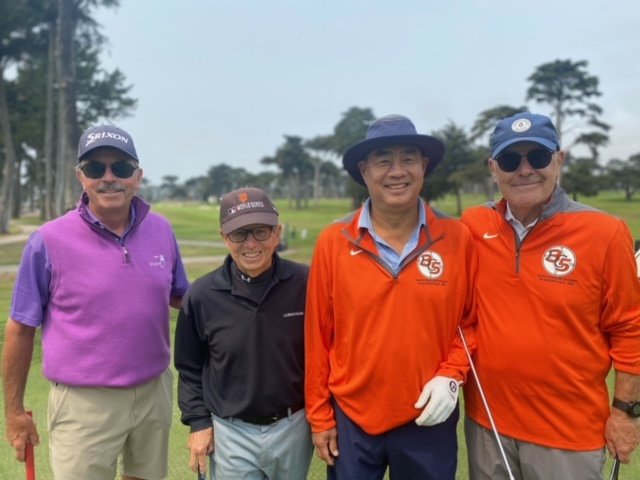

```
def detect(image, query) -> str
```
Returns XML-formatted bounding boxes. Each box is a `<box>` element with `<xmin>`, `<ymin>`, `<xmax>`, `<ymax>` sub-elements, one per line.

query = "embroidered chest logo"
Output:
<box><xmin>149</xmin><ymin>254</ymin><xmax>166</xmax><ymax>268</ymax></box>
<box><xmin>417</xmin><ymin>250</ymin><xmax>444</xmax><ymax>279</ymax></box>
<box><xmin>542</xmin><ymin>245</ymin><xmax>576</xmax><ymax>276</ymax></box>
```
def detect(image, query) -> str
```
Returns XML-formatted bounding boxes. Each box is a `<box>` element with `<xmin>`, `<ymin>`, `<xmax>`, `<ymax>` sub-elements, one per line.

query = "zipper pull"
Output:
<box><xmin>122</xmin><ymin>245</ymin><xmax>130</xmax><ymax>264</ymax></box>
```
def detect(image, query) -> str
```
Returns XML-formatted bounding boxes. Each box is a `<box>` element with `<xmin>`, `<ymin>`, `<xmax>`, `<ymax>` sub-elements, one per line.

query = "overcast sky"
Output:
<box><xmin>95</xmin><ymin>0</ymin><xmax>640</xmax><ymax>185</ymax></box>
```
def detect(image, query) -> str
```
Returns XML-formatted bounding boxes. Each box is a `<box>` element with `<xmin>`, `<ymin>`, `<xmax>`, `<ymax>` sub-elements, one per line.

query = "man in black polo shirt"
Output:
<box><xmin>175</xmin><ymin>187</ymin><xmax>312</xmax><ymax>479</ymax></box>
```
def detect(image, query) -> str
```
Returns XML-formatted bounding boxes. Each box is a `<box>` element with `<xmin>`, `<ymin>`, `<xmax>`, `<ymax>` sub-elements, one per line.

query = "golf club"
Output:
<box><xmin>608</xmin><ymin>457</ymin><xmax>620</xmax><ymax>480</ymax></box>
<box><xmin>197</xmin><ymin>464</ymin><xmax>207</xmax><ymax>480</ymax></box>
<box><xmin>458</xmin><ymin>326</ymin><xmax>515</xmax><ymax>480</ymax></box>
<box><xmin>25</xmin><ymin>410</ymin><xmax>36</xmax><ymax>480</ymax></box>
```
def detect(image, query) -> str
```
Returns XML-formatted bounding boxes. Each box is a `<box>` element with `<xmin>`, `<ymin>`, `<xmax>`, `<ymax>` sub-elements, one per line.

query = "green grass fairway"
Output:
<box><xmin>1</xmin><ymin>192</ymin><xmax>639</xmax><ymax>479</ymax></box>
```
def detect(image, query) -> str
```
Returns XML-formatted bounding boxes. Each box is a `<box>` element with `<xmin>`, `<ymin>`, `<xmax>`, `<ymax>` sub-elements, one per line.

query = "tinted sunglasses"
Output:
<box><xmin>227</xmin><ymin>226</ymin><xmax>274</xmax><ymax>243</ymax></box>
<box><xmin>495</xmin><ymin>148</ymin><xmax>554</xmax><ymax>173</ymax></box>
<box><xmin>80</xmin><ymin>160</ymin><xmax>138</xmax><ymax>179</ymax></box>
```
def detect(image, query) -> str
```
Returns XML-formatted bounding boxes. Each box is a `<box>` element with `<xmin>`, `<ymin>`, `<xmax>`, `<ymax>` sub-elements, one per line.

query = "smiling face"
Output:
<box><xmin>489</xmin><ymin>141</ymin><xmax>565</xmax><ymax>224</ymax></box>
<box><xmin>358</xmin><ymin>144</ymin><xmax>427</xmax><ymax>211</ymax></box>
<box><xmin>222</xmin><ymin>223</ymin><xmax>282</xmax><ymax>277</ymax></box>
<box><xmin>76</xmin><ymin>148</ymin><xmax>142</xmax><ymax>220</ymax></box>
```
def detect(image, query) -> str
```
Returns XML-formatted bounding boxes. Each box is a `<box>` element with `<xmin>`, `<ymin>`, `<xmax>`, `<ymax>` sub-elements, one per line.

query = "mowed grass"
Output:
<box><xmin>1</xmin><ymin>191</ymin><xmax>639</xmax><ymax>479</ymax></box>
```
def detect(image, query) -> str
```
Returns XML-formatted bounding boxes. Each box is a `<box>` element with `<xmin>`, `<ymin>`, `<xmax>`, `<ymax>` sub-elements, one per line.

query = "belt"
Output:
<box><xmin>236</xmin><ymin>403</ymin><xmax>304</xmax><ymax>426</ymax></box>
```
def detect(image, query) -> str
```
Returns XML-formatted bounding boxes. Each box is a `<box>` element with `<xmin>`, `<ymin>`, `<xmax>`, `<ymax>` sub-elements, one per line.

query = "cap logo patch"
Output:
<box><xmin>239</xmin><ymin>192</ymin><xmax>249</xmax><ymax>203</ymax></box>
<box><xmin>542</xmin><ymin>245</ymin><xmax>576</xmax><ymax>276</ymax></box>
<box><xmin>511</xmin><ymin>119</ymin><xmax>532</xmax><ymax>133</ymax></box>
<box><xmin>85</xmin><ymin>131</ymin><xmax>130</xmax><ymax>146</ymax></box>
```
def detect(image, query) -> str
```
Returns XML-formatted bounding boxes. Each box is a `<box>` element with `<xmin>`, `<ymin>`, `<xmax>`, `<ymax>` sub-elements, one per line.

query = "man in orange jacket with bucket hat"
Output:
<box><xmin>305</xmin><ymin>114</ymin><xmax>478</xmax><ymax>479</ymax></box>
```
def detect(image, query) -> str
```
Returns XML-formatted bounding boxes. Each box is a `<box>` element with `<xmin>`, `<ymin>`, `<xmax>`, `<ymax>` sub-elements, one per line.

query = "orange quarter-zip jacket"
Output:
<box><xmin>305</xmin><ymin>202</ymin><xmax>478</xmax><ymax>435</ymax></box>
<box><xmin>462</xmin><ymin>187</ymin><xmax>640</xmax><ymax>450</ymax></box>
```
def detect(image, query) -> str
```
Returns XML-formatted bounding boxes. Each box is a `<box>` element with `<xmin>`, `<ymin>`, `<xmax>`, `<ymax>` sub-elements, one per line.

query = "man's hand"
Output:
<box><xmin>415</xmin><ymin>376</ymin><xmax>459</xmax><ymax>426</ymax></box>
<box><xmin>187</xmin><ymin>427</ymin><xmax>214</xmax><ymax>475</ymax></box>
<box><xmin>605</xmin><ymin>409</ymin><xmax>639</xmax><ymax>463</ymax></box>
<box><xmin>6</xmin><ymin>410</ymin><xmax>39</xmax><ymax>462</ymax></box>
<box><xmin>312</xmin><ymin>428</ymin><xmax>339</xmax><ymax>466</ymax></box>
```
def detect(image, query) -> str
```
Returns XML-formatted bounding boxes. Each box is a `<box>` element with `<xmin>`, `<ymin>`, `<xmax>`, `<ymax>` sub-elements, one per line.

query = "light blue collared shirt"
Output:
<box><xmin>358</xmin><ymin>198</ymin><xmax>426</xmax><ymax>275</ymax></box>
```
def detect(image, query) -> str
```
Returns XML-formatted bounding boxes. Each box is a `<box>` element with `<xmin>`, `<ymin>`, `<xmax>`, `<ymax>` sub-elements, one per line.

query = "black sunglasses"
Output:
<box><xmin>227</xmin><ymin>226</ymin><xmax>274</xmax><ymax>243</ymax></box>
<box><xmin>495</xmin><ymin>148</ymin><xmax>554</xmax><ymax>173</ymax></box>
<box><xmin>80</xmin><ymin>160</ymin><xmax>138</xmax><ymax>179</ymax></box>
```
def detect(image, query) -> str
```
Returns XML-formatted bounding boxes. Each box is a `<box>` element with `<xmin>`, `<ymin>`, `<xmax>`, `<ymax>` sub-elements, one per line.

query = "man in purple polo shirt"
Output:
<box><xmin>2</xmin><ymin>125</ymin><xmax>190</xmax><ymax>480</ymax></box>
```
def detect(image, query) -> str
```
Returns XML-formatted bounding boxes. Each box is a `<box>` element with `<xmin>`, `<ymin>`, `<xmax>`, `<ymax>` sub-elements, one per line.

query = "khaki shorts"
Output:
<box><xmin>48</xmin><ymin>368</ymin><xmax>173</xmax><ymax>480</ymax></box>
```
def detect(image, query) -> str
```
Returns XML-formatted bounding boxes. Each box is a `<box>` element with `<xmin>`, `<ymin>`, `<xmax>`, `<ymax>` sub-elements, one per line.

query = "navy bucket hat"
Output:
<box><xmin>490</xmin><ymin>112</ymin><xmax>559</xmax><ymax>158</ymax></box>
<box><xmin>342</xmin><ymin>114</ymin><xmax>445</xmax><ymax>185</ymax></box>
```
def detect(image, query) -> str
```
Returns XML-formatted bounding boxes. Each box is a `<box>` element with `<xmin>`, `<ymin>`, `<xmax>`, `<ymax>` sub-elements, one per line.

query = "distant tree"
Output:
<box><xmin>607</xmin><ymin>155</ymin><xmax>640</xmax><ymax>201</ymax></box>
<box><xmin>562</xmin><ymin>156</ymin><xmax>602</xmax><ymax>201</ymax></box>
<box><xmin>261</xmin><ymin>135</ymin><xmax>313</xmax><ymax>209</ymax></box>
<box><xmin>526</xmin><ymin>59</ymin><xmax>609</xmax><ymax>149</ymax></box>
<box><xmin>331</xmin><ymin>107</ymin><xmax>375</xmax><ymax>154</ymax></box>
<box><xmin>470</xmin><ymin>104</ymin><xmax>527</xmax><ymax>143</ymax></box>
<box><xmin>423</xmin><ymin>122</ymin><xmax>476</xmax><ymax>215</ymax></box>
<box><xmin>573</xmin><ymin>131</ymin><xmax>609</xmax><ymax>162</ymax></box>
<box><xmin>331</xmin><ymin>107</ymin><xmax>375</xmax><ymax>206</ymax></box>
<box><xmin>0</xmin><ymin>0</ymin><xmax>44</xmax><ymax>232</ymax></box>
<box><xmin>305</xmin><ymin>134</ymin><xmax>335</xmax><ymax>203</ymax></box>
<box><xmin>203</xmin><ymin>163</ymin><xmax>252</xmax><ymax>199</ymax></box>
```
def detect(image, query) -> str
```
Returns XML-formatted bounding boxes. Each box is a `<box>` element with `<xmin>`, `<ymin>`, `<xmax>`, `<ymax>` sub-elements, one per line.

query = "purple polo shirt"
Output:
<box><xmin>10</xmin><ymin>196</ymin><xmax>190</xmax><ymax>387</ymax></box>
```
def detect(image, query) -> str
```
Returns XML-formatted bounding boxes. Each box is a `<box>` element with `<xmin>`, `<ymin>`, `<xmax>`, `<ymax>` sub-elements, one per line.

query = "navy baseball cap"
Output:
<box><xmin>77</xmin><ymin>125</ymin><xmax>138</xmax><ymax>162</ymax></box>
<box><xmin>490</xmin><ymin>112</ymin><xmax>559</xmax><ymax>158</ymax></box>
<box><xmin>342</xmin><ymin>114</ymin><xmax>445</xmax><ymax>185</ymax></box>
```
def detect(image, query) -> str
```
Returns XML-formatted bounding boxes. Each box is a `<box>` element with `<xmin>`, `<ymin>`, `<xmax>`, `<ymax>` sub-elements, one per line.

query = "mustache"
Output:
<box><xmin>96</xmin><ymin>184</ymin><xmax>126</xmax><ymax>193</ymax></box>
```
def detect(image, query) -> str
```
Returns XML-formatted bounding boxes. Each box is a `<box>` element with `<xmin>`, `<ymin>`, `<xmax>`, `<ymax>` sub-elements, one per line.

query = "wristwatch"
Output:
<box><xmin>612</xmin><ymin>397</ymin><xmax>640</xmax><ymax>418</ymax></box>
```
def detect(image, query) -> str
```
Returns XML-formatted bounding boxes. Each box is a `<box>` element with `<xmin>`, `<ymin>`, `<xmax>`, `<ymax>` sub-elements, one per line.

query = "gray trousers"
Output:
<box><xmin>211</xmin><ymin>409</ymin><xmax>313</xmax><ymax>480</ymax></box>
<box><xmin>465</xmin><ymin>416</ymin><xmax>606</xmax><ymax>480</ymax></box>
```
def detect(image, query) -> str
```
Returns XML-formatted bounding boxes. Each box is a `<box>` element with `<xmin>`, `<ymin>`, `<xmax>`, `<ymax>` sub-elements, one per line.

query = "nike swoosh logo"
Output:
<box><xmin>350</xmin><ymin>249</ymin><xmax>363</xmax><ymax>256</ymax></box>
<box><xmin>483</xmin><ymin>233</ymin><xmax>499</xmax><ymax>239</ymax></box>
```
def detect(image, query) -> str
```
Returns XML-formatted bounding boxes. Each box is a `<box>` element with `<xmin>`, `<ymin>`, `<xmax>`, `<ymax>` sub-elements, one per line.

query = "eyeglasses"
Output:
<box><xmin>495</xmin><ymin>148</ymin><xmax>554</xmax><ymax>172</ymax></box>
<box><xmin>80</xmin><ymin>160</ymin><xmax>138</xmax><ymax>179</ymax></box>
<box><xmin>227</xmin><ymin>226</ymin><xmax>274</xmax><ymax>243</ymax></box>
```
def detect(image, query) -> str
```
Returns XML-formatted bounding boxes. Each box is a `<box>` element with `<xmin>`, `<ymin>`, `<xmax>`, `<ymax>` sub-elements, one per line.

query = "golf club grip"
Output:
<box><xmin>25</xmin><ymin>410</ymin><xmax>36</xmax><ymax>480</ymax></box>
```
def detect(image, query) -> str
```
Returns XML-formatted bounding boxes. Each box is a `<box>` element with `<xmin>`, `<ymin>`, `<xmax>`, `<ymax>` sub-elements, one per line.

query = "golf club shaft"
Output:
<box><xmin>25</xmin><ymin>410</ymin><xmax>36</xmax><ymax>480</ymax></box>
<box><xmin>609</xmin><ymin>457</ymin><xmax>620</xmax><ymax>480</ymax></box>
<box><xmin>458</xmin><ymin>326</ymin><xmax>515</xmax><ymax>480</ymax></box>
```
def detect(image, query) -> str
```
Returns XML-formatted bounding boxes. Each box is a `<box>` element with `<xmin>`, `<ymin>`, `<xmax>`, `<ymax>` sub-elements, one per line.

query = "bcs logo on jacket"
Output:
<box><xmin>542</xmin><ymin>245</ymin><xmax>576</xmax><ymax>276</ymax></box>
<box><xmin>417</xmin><ymin>250</ymin><xmax>444</xmax><ymax>279</ymax></box>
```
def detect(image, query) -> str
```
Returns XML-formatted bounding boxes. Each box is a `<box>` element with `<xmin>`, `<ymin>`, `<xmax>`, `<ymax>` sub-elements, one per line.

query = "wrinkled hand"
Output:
<box><xmin>605</xmin><ymin>410</ymin><xmax>640</xmax><ymax>464</ymax></box>
<box><xmin>312</xmin><ymin>428</ymin><xmax>339</xmax><ymax>466</ymax></box>
<box><xmin>187</xmin><ymin>427</ymin><xmax>214</xmax><ymax>475</ymax></box>
<box><xmin>415</xmin><ymin>376</ymin><xmax>460</xmax><ymax>426</ymax></box>
<box><xmin>6</xmin><ymin>411</ymin><xmax>40</xmax><ymax>462</ymax></box>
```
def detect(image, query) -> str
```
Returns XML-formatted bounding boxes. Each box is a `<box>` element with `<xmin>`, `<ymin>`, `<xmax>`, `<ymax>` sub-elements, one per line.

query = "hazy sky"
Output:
<box><xmin>95</xmin><ymin>1</ymin><xmax>640</xmax><ymax>185</ymax></box>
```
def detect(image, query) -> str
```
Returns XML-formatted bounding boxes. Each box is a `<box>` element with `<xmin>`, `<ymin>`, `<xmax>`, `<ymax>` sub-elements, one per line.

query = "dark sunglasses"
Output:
<box><xmin>80</xmin><ymin>160</ymin><xmax>138</xmax><ymax>179</ymax></box>
<box><xmin>227</xmin><ymin>226</ymin><xmax>274</xmax><ymax>243</ymax></box>
<box><xmin>495</xmin><ymin>148</ymin><xmax>554</xmax><ymax>173</ymax></box>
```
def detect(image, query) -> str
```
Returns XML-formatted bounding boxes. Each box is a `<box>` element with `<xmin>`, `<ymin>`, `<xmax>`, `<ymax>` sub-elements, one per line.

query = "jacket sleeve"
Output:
<box><xmin>174</xmin><ymin>294</ymin><xmax>211</xmax><ymax>432</ymax></box>
<box><xmin>305</xmin><ymin>231</ymin><xmax>337</xmax><ymax>432</ymax></box>
<box><xmin>436</xmin><ymin>225</ymin><xmax>478</xmax><ymax>383</ymax></box>
<box><xmin>602</xmin><ymin>220</ymin><xmax>640</xmax><ymax>374</ymax></box>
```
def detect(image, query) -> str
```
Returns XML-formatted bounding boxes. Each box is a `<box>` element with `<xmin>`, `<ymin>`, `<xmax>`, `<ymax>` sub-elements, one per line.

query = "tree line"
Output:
<box><xmin>0</xmin><ymin>0</ymin><xmax>134</xmax><ymax>233</ymax></box>
<box><xmin>2</xmin><ymin>2</ymin><xmax>640</xmax><ymax>233</ymax></box>
<box><xmin>151</xmin><ymin>58</ymin><xmax>640</xmax><ymax>213</ymax></box>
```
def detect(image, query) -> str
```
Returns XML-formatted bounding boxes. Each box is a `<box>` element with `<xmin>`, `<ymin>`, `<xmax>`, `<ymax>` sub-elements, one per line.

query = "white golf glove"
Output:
<box><xmin>414</xmin><ymin>376</ymin><xmax>460</xmax><ymax>426</ymax></box>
